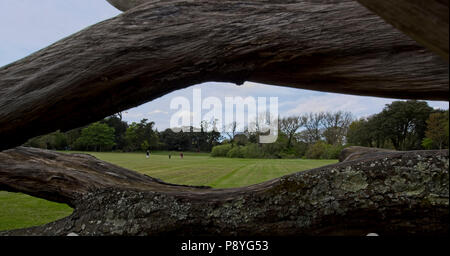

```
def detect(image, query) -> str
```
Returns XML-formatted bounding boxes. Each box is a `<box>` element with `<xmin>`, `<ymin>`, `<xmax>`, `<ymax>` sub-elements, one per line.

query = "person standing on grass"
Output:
<box><xmin>169</xmin><ymin>153</ymin><xmax>171</xmax><ymax>159</ymax></box>
<box><xmin>146</xmin><ymin>150</ymin><xmax>150</xmax><ymax>159</ymax></box>
<box><xmin>180</xmin><ymin>152</ymin><xmax>184</xmax><ymax>159</ymax></box>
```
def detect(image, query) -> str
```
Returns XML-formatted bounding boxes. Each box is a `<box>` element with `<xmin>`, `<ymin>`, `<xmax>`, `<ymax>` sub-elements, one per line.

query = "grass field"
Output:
<box><xmin>0</xmin><ymin>151</ymin><xmax>337</xmax><ymax>231</ymax></box>
<box><xmin>0</xmin><ymin>192</ymin><xmax>73</xmax><ymax>231</ymax></box>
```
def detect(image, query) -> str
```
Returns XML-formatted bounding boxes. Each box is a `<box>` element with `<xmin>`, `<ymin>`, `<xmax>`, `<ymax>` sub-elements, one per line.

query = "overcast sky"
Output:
<box><xmin>1</xmin><ymin>0</ymin><xmax>447</xmax><ymax>131</ymax></box>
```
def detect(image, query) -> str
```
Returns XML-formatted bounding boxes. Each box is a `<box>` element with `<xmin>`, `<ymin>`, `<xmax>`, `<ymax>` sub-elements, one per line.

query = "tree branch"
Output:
<box><xmin>356</xmin><ymin>0</ymin><xmax>449</xmax><ymax>61</ymax></box>
<box><xmin>0</xmin><ymin>147</ymin><xmax>210</xmax><ymax>207</ymax></box>
<box><xmin>0</xmin><ymin>0</ymin><xmax>448</xmax><ymax>151</ymax></box>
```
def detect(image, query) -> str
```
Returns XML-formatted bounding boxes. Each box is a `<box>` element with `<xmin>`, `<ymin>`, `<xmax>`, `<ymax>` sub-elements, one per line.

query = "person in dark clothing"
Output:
<box><xmin>146</xmin><ymin>150</ymin><xmax>150</xmax><ymax>158</ymax></box>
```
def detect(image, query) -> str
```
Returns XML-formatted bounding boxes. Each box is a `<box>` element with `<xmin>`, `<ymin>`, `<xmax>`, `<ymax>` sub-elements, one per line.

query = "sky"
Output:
<box><xmin>1</xmin><ymin>0</ymin><xmax>448</xmax><ymax>131</ymax></box>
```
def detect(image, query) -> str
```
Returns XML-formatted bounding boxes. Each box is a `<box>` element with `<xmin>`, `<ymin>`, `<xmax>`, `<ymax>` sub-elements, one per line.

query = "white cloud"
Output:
<box><xmin>122</xmin><ymin>112</ymin><xmax>143</xmax><ymax>119</ymax></box>
<box><xmin>428</xmin><ymin>101</ymin><xmax>449</xmax><ymax>110</ymax></box>
<box><xmin>148</xmin><ymin>110</ymin><xmax>169</xmax><ymax>115</ymax></box>
<box><xmin>285</xmin><ymin>94</ymin><xmax>392</xmax><ymax>118</ymax></box>
<box><xmin>284</xmin><ymin>94</ymin><xmax>449</xmax><ymax>119</ymax></box>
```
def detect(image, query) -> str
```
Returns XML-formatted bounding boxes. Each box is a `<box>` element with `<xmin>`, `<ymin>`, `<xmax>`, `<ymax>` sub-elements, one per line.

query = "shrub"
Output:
<box><xmin>211</xmin><ymin>144</ymin><xmax>232</xmax><ymax>157</ymax></box>
<box><xmin>421</xmin><ymin>137</ymin><xmax>434</xmax><ymax>150</ymax></box>
<box><xmin>305</xmin><ymin>141</ymin><xmax>327</xmax><ymax>159</ymax></box>
<box><xmin>306</xmin><ymin>142</ymin><xmax>344</xmax><ymax>159</ymax></box>
<box><xmin>322</xmin><ymin>144</ymin><xmax>344</xmax><ymax>159</ymax></box>
<box><xmin>227</xmin><ymin>146</ymin><xmax>244</xmax><ymax>158</ymax></box>
<box><xmin>278</xmin><ymin>152</ymin><xmax>298</xmax><ymax>159</ymax></box>
<box><xmin>278</xmin><ymin>148</ymin><xmax>299</xmax><ymax>159</ymax></box>
<box><xmin>260</xmin><ymin>142</ymin><xmax>285</xmax><ymax>158</ymax></box>
<box><xmin>241</xmin><ymin>144</ymin><xmax>264</xmax><ymax>158</ymax></box>
<box><xmin>291</xmin><ymin>141</ymin><xmax>308</xmax><ymax>158</ymax></box>
<box><xmin>24</xmin><ymin>131</ymin><xmax>68</xmax><ymax>150</ymax></box>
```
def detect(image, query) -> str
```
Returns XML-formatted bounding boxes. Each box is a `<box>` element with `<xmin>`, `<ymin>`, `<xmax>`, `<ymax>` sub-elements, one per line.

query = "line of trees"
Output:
<box><xmin>213</xmin><ymin>100</ymin><xmax>448</xmax><ymax>159</ymax></box>
<box><xmin>347</xmin><ymin>101</ymin><xmax>449</xmax><ymax>151</ymax></box>
<box><xmin>24</xmin><ymin>115</ymin><xmax>222</xmax><ymax>153</ymax></box>
<box><xmin>212</xmin><ymin>111</ymin><xmax>353</xmax><ymax>159</ymax></box>
<box><xmin>24</xmin><ymin>100</ymin><xmax>448</xmax><ymax>159</ymax></box>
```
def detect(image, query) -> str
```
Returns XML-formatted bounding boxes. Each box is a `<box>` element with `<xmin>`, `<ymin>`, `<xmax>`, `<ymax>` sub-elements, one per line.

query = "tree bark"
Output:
<box><xmin>106</xmin><ymin>0</ymin><xmax>150</xmax><ymax>11</ymax></box>
<box><xmin>0</xmin><ymin>0</ymin><xmax>448</xmax><ymax>151</ymax></box>
<box><xmin>0</xmin><ymin>147</ymin><xmax>210</xmax><ymax>208</ymax></box>
<box><xmin>0</xmin><ymin>147</ymin><xmax>448</xmax><ymax>236</ymax></box>
<box><xmin>339</xmin><ymin>146</ymin><xmax>396</xmax><ymax>162</ymax></box>
<box><xmin>356</xmin><ymin>0</ymin><xmax>449</xmax><ymax>61</ymax></box>
<box><xmin>107</xmin><ymin>0</ymin><xmax>450</xmax><ymax>61</ymax></box>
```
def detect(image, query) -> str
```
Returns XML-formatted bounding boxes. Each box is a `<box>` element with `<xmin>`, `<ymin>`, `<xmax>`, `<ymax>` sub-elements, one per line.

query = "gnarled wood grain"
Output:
<box><xmin>107</xmin><ymin>0</ymin><xmax>450</xmax><ymax>60</ymax></box>
<box><xmin>0</xmin><ymin>0</ymin><xmax>448</xmax><ymax>151</ymax></box>
<box><xmin>356</xmin><ymin>0</ymin><xmax>449</xmax><ymax>61</ymax></box>
<box><xmin>339</xmin><ymin>146</ymin><xmax>396</xmax><ymax>162</ymax></box>
<box><xmin>0</xmin><ymin>147</ymin><xmax>210</xmax><ymax>207</ymax></box>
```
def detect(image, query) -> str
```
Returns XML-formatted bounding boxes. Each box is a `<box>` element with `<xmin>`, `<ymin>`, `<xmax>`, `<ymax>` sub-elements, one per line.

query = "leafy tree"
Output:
<box><xmin>100</xmin><ymin>114</ymin><xmax>129</xmax><ymax>150</ymax></box>
<box><xmin>73</xmin><ymin>122</ymin><xmax>115</xmax><ymax>151</ymax></box>
<box><xmin>346</xmin><ymin>115</ymin><xmax>387</xmax><ymax>148</ymax></box>
<box><xmin>211</xmin><ymin>144</ymin><xmax>233</xmax><ymax>157</ymax></box>
<box><xmin>124</xmin><ymin>123</ymin><xmax>140</xmax><ymax>151</ymax></box>
<box><xmin>159</xmin><ymin>128</ymin><xmax>191</xmax><ymax>151</ymax></box>
<box><xmin>423</xmin><ymin>110</ymin><xmax>449</xmax><ymax>149</ymax></box>
<box><xmin>65</xmin><ymin>127</ymin><xmax>84</xmax><ymax>149</ymax></box>
<box><xmin>378</xmin><ymin>100</ymin><xmax>432</xmax><ymax>150</ymax></box>
<box><xmin>141</xmin><ymin>140</ymin><xmax>150</xmax><ymax>151</ymax></box>
<box><xmin>367</xmin><ymin>114</ymin><xmax>388</xmax><ymax>148</ymax></box>
<box><xmin>124</xmin><ymin>119</ymin><xmax>158</xmax><ymax>151</ymax></box>
<box><xmin>347</xmin><ymin>119</ymin><xmax>371</xmax><ymax>146</ymax></box>
<box><xmin>24</xmin><ymin>131</ymin><xmax>68</xmax><ymax>150</ymax></box>
<box><xmin>347</xmin><ymin>101</ymin><xmax>434</xmax><ymax>150</ymax></box>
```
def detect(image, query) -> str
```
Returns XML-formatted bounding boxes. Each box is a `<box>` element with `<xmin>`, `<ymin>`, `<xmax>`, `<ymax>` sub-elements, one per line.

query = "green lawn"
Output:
<box><xmin>0</xmin><ymin>191</ymin><xmax>73</xmax><ymax>231</ymax></box>
<box><xmin>0</xmin><ymin>151</ymin><xmax>337</xmax><ymax>231</ymax></box>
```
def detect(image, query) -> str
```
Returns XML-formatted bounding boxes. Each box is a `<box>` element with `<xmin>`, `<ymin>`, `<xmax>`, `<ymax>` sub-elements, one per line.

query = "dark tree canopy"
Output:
<box><xmin>347</xmin><ymin>101</ymin><xmax>437</xmax><ymax>151</ymax></box>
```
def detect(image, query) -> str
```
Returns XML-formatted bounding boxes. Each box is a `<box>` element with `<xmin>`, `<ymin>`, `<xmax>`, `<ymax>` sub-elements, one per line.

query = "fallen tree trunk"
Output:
<box><xmin>356</xmin><ymin>0</ymin><xmax>449</xmax><ymax>61</ymax></box>
<box><xmin>339</xmin><ymin>146</ymin><xmax>396</xmax><ymax>162</ymax></box>
<box><xmin>0</xmin><ymin>147</ymin><xmax>448</xmax><ymax>236</ymax></box>
<box><xmin>0</xmin><ymin>147</ymin><xmax>210</xmax><ymax>207</ymax></box>
<box><xmin>107</xmin><ymin>0</ymin><xmax>450</xmax><ymax>61</ymax></box>
<box><xmin>0</xmin><ymin>0</ymin><xmax>448</xmax><ymax>151</ymax></box>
